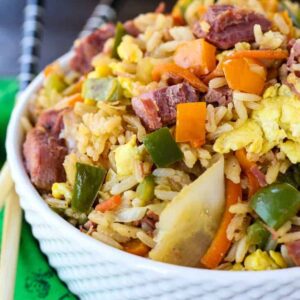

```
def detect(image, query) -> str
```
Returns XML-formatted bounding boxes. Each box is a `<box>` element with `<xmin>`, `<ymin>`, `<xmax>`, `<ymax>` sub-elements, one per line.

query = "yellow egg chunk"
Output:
<box><xmin>149</xmin><ymin>156</ymin><xmax>225</xmax><ymax>267</ymax></box>
<box><xmin>252</xmin><ymin>98</ymin><xmax>286</xmax><ymax>144</ymax></box>
<box><xmin>213</xmin><ymin>120</ymin><xmax>264</xmax><ymax>154</ymax></box>
<box><xmin>280</xmin><ymin>140</ymin><xmax>300</xmax><ymax>164</ymax></box>
<box><xmin>244</xmin><ymin>249</ymin><xmax>286</xmax><ymax>271</ymax></box>
<box><xmin>115</xmin><ymin>135</ymin><xmax>138</xmax><ymax>176</ymax></box>
<box><xmin>214</xmin><ymin>84</ymin><xmax>300</xmax><ymax>163</ymax></box>
<box><xmin>281</xmin><ymin>98</ymin><xmax>300</xmax><ymax>142</ymax></box>
<box><xmin>52</xmin><ymin>183</ymin><xmax>72</xmax><ymax>201</ymax></box>
<box><xmin>117</xmin><ymin>36</ymin><xmax>143</xmax><ymax>63</ymax></box>
<box><xmin>118</xmin><ymin>77</ymin><xmax>135</xmax><ymax>98</ymax></box>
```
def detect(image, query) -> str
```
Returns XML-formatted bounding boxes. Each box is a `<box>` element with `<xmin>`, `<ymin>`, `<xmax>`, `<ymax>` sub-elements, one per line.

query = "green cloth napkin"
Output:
<box><xmin>0</xmin><ymin>79</ymin><xmax>76</xmax><ymax>300</ymax></box>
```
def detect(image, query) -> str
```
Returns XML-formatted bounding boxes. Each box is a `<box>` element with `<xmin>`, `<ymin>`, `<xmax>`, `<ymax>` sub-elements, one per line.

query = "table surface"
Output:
<box><xmin>0</xmin><ymin>0</ymin><xmax>175</xmax><ymax>76</ymax></box>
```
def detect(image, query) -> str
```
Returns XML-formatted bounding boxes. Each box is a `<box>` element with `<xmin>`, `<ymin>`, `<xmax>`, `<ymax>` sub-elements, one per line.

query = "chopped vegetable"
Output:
<box><xmin>82</xmin><ymin>77</ymin><xmax>123</xmax><ymax>102</ymax></box>
<box><xmin>149</xmin><ymin>156</ymin><xmax>225</xmax><ymax>266</ymax></box>
<box><xmin>72</xmin><ymin>163</ymin><xmax>106</xmax><ymax>213</ymax></box>
<box><xmin>152</xmin><ymin>63</ymin><xmax>208</xmax><ymax>92</ymax></box>
<box><xmin>44</xmin><ymin>72</ymin><xmax>67</xmax><ymax>95</ymax></box>
<box><xmin>136</xmin><ymin>175</ymin><xmax>155</xmax><ymax>205</ymax></box>
<box><xmin>235</xmin><ymin>148</ymin><xmax>255</xmax><ymax>170</ymax></box>
<box><xmin>174</xmin><ymin>39</ymin><xmax>216</xmax><ymax>76</ymax></box>
<box><xmin>201</xmin><ymin>179</ymin><xmax>241</xmax><ymax>269</ymax></box>
<box><xmin>222</xmin><ymin>57</ymin><xmax>266</xmax><ymax>95</ymax></box>
<box><xmin>250</xmin><ymin>183</ymin><xmax>300</xmax><ymax>229</ymax></box>
<box><xmin>54</xmin><ymin>93</ymin><xmax>83</xmax><ymax>109</ymax></box>
<box><xmin>96</xmin><ymin>195</ymin><xmax>122</xmax><ymax>213</ymax></box>
<box><xmin>229</xmin><ymin>50</ymin><xmax>289</xmax><ymax>60</ymax></box>
<box><xmin>123</xmin><ymin>239</ymin><xmax>150</xmax><ymax>256</ymax></box>
<box><xmin>203</xmin><ymin>63</ymin><xmax>224</xmax><ymax>84</ymax></box>
<box><xmin>112</xmin><ymin>22</ymin><xmax>126</xmax><ymax>59</ymax></box>
<box><xmin>143</xmin><ymin>127</ymin><xmax>183</xmax><ymax>167</ymax></box>
<box><xmin>63</xmin><ymin>77</ymin><xmax>85</xmax><ymax>96</ymax></box>
<box><xmin>247</xmin><ymin>221</ymin><xmax>270</xmax><ymax>249</ymax></box>
<box><xmin>277</xmin><ymin>163</ymin><xmax>300</xmax><ymax>189</ymax></box>
<box><xmin>175</xmin><ymin>102</ymin><xmax>206</xmax><ymax>147</ymax></box>
<box><xmin>247</xmin><ymin>170</ymin><xmax>261</xmax><ymax>198</ymax></box>
<box><xmin>235</xmin><ymin>149</ymin><xmax>261</xmax><ymax>197</ymax></box>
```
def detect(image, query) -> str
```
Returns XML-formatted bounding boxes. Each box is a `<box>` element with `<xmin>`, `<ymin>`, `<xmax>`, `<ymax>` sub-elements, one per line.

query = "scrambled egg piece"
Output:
<box><xmin>252</xmin><ymin>97</ymin><xmax>286</xmax><ymax>144</ymax></box>
<box><xmin>280</xmin><ymin>141</ymin><xmax>300</xmax><ymax>164</ymax></box>
<box><xmin>213</xmin><ymin>119</ymin><xmax>264</xmax><ymax>154</ymax></box>
<box><xmin>52</xmin><ymin>183</ymin><xmax>72</xmax><ymax>201</ymax></box>
<box><xmin>244</xmin><ymin>249</ymin><xmax>286</xmax><ymax>271</ymax></box>
<box><xmin>88</xmin><ymin>55</ymin><xmax>113</xmax><ymax>78</ymax></box>
<box><xmin>115</xmin><ymin>135</ymin><xmax>139</xmax><ymax>176</ymax></box>
<box><xmin>117</xmin><ymin>36</ymin><xmax>143</xmax><ymax>63</ymax></box>
<box><xmin>118</xmin><ymin>77</ymin><xmax>135</xmax><ymax>98</ymax></box>
<box><xmin>214</xmin><ymin>84</ymin><xmax>300</xmax><ymax>162</ymax></box>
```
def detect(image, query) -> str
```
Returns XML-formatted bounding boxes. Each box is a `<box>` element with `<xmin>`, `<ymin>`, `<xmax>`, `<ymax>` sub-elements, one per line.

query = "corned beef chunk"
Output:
<box><xmin>70</xmin><ymin>23</ymin><xmax>115</xmax><ymax>74</ymax></box>
<box><xmin>193</xmin><ymin>5</ymin><xmax>271</xmax><ymax>49</ymax></box>
<box><xmin>132</xmin><ymin>82</ymin><xmax>198</xmax><ymax>131</ymax></box>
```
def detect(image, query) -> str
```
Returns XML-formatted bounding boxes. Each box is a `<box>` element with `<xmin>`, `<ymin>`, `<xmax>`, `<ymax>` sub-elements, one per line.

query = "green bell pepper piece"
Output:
<box><xmin>112</xmin><ymin>22</ymin><xmax>126</xmax><ymax>59</ymax></box>
<box><xmin>247</xmin><ymin>221</ymin><xmax>270</xmax><ymax>249</ymax></box>
<box><xmin>44</xmin><ymin>73</ymin><xmax>67</xmax><ymax>95</ymax></box>
<box><xmin>136</xmin><ymin>175</ymin><xmax>155</xmax><ymax>205</ymax></box>
<box><xmin>82</xmin><ymin>77</ymin><xmax>123</xmax><ymax>102</ymax></box>
<box><xmin>143</xmin><ymin>127</ymin><xmax>183</xmax><ymax>167</ymax></box>
<box><xmin>277</xmin><ymin>163</ymin><xmax>300</xmax><ymax>189</ymax></box>
<box><xmin>72</xmin><ymin>163</ymin><xmax>106</xmax><ymax>213</ymax></box>
<box><xmin>250</xmin><ymin>183</ymin><xmax>300</xmax><ymax>229</ymax></box>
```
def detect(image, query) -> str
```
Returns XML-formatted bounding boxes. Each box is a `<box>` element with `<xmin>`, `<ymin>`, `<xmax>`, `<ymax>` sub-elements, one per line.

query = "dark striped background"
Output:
<box><xmin>0</xmin><ymin>0</ymin><xmax>174</xmax><ymax>77</ymax></box>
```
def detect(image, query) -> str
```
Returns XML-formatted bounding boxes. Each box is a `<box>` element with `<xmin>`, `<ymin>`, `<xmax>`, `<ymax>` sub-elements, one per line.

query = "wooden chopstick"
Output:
<box><xmin>0</xmin><ymin>163</ymin><xmax>14</xmax><ymax>210</ymax></box>
<box><xmin>0</xmin><ymin>189</ymin><xmax>22</xmax><ymax>300</ymax></box>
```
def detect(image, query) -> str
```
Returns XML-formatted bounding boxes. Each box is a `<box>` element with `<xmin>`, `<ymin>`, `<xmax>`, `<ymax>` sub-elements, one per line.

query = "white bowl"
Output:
<box><xmin>6</xmin><ymin>53</ymin><xmax>300</xmax><ymax>300</ymax></box>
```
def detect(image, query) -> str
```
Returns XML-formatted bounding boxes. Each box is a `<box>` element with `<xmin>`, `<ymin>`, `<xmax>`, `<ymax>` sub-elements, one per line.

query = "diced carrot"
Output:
<box><xmin>246</xmin><ymin>170</ymin><xmax>261</xmax><ymax>198</ymax></box>
<box><xmin>123</xmin><ymin>239</ymin><xmax>150</xmax><ymax>257</ymax></box>
<box><xmin>63</xmin><ymin>77</ymin><xmax>85</xmax><ymax>96</ymax></box>
<box><xmin>223</xmin><ymin>57</ymin><xmax>266</xmax><ymax>95</ymax></box>
<box><xmin>201</xmin><ymin>179</ymin><xmax>242</xmax><ymax>269</ymax></box>
<box><xmin>171</xmin><ymin>6</ymin><xmax>186</xmax><ymax>25</ymax></box>
<box><xmin>176</xmin><ymin>102</ymin><xmax>206</xmax><ymax>148</ymax></box>
<box><xmin>54</xmin><ymin>93</ymin><xmax>83</xmax><ymax>109</ymax></box>
<box><xmin>174</xmin><ymin>39</ymin><xmax>216</xmax><ymax>76</ymax></box>
<box><xmin>95</xmin><ymin>195</ymin><xmax>122</xmax><ymax>213</ymax></box>
<box><xmin>202</xmin><ymin>63</ymin><xmax>224</xmax><ymax>84</ymax></box>
<box><xmin>152</xmin><ymin>63</ymin><xmax>208</xmax><ymax>92</ymax></box>
<box><xmin>235</xmin><ymin>149</ymin><xmax>255</xmax><ymax>171</ymax></box>
<box><xmin>229</xmin><ymin>49</ymin><xmax>289</xmax><ymax>60</ymax></box>
<box><xmin>235</xmin><ymin>149</ymin><xmax>261</xmax><ymax>198</ymax></box>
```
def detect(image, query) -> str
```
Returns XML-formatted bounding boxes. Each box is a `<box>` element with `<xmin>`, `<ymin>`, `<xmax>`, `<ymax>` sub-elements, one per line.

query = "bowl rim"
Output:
<box><xmin>6</xmin><ymin>52</ymin><xmax>300</xmax><ymax>282</ymax></box>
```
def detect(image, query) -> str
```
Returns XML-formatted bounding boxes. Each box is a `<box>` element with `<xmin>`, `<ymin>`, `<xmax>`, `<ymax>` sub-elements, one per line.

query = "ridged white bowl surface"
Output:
<box><xmin>6</xmin><ymin>53</ymin><xmax>300</xmax><ymax>300</ymax></box>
